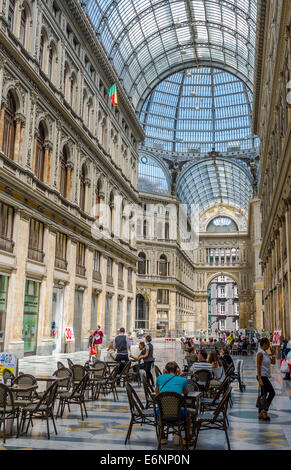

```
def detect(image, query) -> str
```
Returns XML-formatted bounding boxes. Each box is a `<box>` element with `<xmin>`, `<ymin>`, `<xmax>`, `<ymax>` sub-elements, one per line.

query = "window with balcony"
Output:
<box><xmin>118</xmin><ymin>263</ymin><xmax>124</xmax><ymax>289</ymax></box>
<box><xmin>76</xmin><ymin>242</ymin><xmax>86</xmax><ymax>276</ymax></box>
<box><xmin>28</xmin><ymin>219</ymin><xmax>44</xmax><ymax>262</ymax></box>
<box><xmin>0</xmin><ymin>203</ymin><xmax>14</xmax><ymax>253</ymax></box>
<box><xmin>35</xmin><ymin>122</ymin><xmax>46</xmax><ymax>181</ymax></box>
<box><xmin>157</xmin><ymin>289</ymin><xmax>169</xmax><ymax>304</ymax></box>
<box><xmin>59</xmin><ymin>146</ymin><xmax>68</xmax><ymax>198</ymax></box>
<box><xmin>158</xmin><ymin>254</ymin><xmax>169</xmax><ymax>276</ymax></box>
<box><xmin>128</xmin><ymin>268</ymin><xmax>133</xmax><ymax>292</ymax></box>
<box><xmin>2</xmin><ymin>91</ymin><xmax>16</xmax><ymax>160</ymax></box>
<box><xmin>93</xmin><ymin>250</ymin><xmax>101</xmax><ymax>281</ymax></box>
<box><xmin>55</xmin><ymin>232</ymin><xmax>67</xmax><ymax>270</ymax></box>
<box><xmin>138</xmin><ymin>252</ymin><xmax>147</xmax><ymax>275</ymax></box>
<box><xmin>107</xmin><ymin>258</ymin><xmax>113</xmax><ymax>285</ymax></box>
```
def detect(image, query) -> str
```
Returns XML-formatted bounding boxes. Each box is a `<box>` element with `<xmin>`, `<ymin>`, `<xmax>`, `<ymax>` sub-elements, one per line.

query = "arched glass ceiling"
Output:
<box><xmin>86</xmin><ymin>0</ymin><xmax>257</xmax><ymax>109</ymax></box>
<box><xmin>138</xmin><ymin>154</ymin><xmax>171</xmax><ymax>194</ymax></box>
<box><xmin>176</xmin><ymin>159</ymin><xmax>254</xmax><ymax>213</ymax></box>
<box><xmin>139</xmin><ymin>67</ymin><xmax>258</xmax><ymax>154</ymax></box>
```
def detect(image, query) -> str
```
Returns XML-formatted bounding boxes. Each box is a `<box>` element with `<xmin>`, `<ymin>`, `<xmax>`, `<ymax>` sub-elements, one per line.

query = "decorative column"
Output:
<box><xmin>43</xmin><ymin>140</ymin><xmax>53</xmax><ymax>184</ymax></box>
<box><xmin>36</xmin><ymin>226</ymin><xmax>56</xmax><ymax>355</ymax></box>
<box><xmin>66</xmin><ymin>161</ymin><xmax>74</xmax><ymax>201</ymax></box>
<box><xmin>5</xmin><ymin>211</ymin><xmax>30</xmax><ymax>358</ymax></box>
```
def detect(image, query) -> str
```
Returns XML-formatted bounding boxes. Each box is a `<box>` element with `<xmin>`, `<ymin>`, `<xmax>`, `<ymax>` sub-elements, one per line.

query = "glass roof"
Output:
<box><xmin>139</xmin><ymin>66</ymin><xmax>258</xmax><ymax>153</ymax></box>
<box><xmin>86</xmin><ymin>0</ymin><xmax>257</xmax><ymax>109</ymax></box>
<box><xmin>176</xmin><ymin>158</ymin><xmax>254</xmax><ymax>213</ymax></box>
<box><xmin>138</xmin><ymin>154</ymin><xmax>171</xmax><ymax>194</ymax></box>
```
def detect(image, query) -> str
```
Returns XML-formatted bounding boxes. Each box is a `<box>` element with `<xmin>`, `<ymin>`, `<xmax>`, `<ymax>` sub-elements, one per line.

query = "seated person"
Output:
<box><xmin>185</xmin><ymin>347</ymin><xmax>198</xmax><ymax>366</ymax></box>
<box><xmin>155</xmin><ymin>361</ymin><xmax>191</xmax><ymax>444</ymax></box>
<box><xmin>208</xmin><ymin>352</ymin><xmax>226</xmax><ymax>387</ymax></box>
<box><xmin>220</xmin><ymin>347</ymin><xmax>234</xmax><ymax>372</ymax></box>
<box><xmin>104</xmin><ymin>342</ymin><xmax>117</xmax><ymax>362</ymax></box>
<box><xmin>189</xmin><ymin>349</ymin><xmax>213</xmax><ymax>375</ymax></box>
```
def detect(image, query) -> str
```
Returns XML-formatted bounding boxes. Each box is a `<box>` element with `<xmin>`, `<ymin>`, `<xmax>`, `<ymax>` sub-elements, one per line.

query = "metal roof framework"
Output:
<box><xmin>86</xmin><ymin>0</ymin><xmax>257</xmax><ymax>110</ymax></box>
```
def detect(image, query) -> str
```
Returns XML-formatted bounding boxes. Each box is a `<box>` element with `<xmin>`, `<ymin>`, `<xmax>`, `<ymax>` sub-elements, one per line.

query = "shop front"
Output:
<box><xmin>22</xmin><ymin>280</ymin><xmax>40</xmax><ymax>356</ymax></box>
<box><xmin>51</xmin><ymin>286</ymin><xmax>65</xmax><ymax>354</ymax></box>
<box><xmin>156</xmin><ymin>310</ymin><xmax>169</xmax><ymax>337</ymax></box>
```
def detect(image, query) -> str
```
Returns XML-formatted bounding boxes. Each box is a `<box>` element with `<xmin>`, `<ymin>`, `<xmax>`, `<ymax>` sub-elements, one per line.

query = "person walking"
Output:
<box><xmin>256</xmin><ymin>337</ymin><xmax>276</xmax><ymax>421</ymax></box>
<box><xmin>93</xmin><ymin>325</ymin><xmax>103</xmax><ymax>360</ymax></box>
<box><xmin>282</xmin><ymin>338</ymin><xmax>291</xmax><ymax>380</ymax></box>
<box><xmin>114</xmin><ymin>327</ymin><xmax>131</xmax><ymax>373</ymax></box>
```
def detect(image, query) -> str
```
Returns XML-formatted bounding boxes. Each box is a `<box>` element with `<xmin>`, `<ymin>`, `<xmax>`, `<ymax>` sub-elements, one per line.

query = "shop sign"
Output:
<box><xmin>64</xmin><ymin>326</ymin><xmax>75</xmax><ymax>343</ymax></box>
<box><xmin>272</xmin><ymin>330</ymin><xmax>281</xmax><ymax>346</ymax></box>
<box><xmin>0</xmin><ymin>352</ymin><xmax>18</xmax><ymax>383</ymax></box>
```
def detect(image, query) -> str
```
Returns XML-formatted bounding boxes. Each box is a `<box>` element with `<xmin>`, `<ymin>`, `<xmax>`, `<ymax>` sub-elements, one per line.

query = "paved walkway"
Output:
<box><xmin>1</xmin><ymin>341</ymin><xmax>291</xmax><ymax>450</ymax></box>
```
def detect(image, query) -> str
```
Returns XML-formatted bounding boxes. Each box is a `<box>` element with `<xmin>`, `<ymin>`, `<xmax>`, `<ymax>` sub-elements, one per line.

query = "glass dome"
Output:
<box><xmin>139</xmin><ymin>67</ymin><xmax>258</xmax><ymax>154</ymax></box>
<box><xmin>138</xmin><ymin>154</ymin><xmax>170</xmax><ymax>195</ymax></box>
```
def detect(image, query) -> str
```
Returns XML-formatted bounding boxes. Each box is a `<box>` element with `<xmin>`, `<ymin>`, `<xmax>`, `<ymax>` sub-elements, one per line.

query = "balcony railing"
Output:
<box><xmin>28</xmin><ymin>247</ymin><xmax>45</xmax><ymax>263</ymax></box>
<box><xmin>55</xmin><ymin>256</ymin><xmax>68</xmax><ymax>271</ymax></box>
<box><xmin>0</xmin><ymin>236</ymin><xmax>14</xmax><ymax>253</ymax></box>
<box><xmin>128</xmin><ymin>283</ymin><xmax>133</xmax><ymax>293</ymax></box>
<box><xmin>118</xmin><ymin>279</ymin><xmax>124</xmax><ymax>289</ymax></box>
<box><xmin>76</xmin><ymin>264</ymin><xmax>86</xmax><ymax>277</ymax></box>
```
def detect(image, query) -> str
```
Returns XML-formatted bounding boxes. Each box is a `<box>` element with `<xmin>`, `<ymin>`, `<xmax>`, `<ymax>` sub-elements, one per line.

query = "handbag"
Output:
<box><xmin>280</xmin><ymin>359</ymin><xmax>290</xmax><ymax>374</ymax></box>
<box><xmin>256</xmin><ymin>386</ymin><xmax>268</xmax><ymax>410</ymax></box>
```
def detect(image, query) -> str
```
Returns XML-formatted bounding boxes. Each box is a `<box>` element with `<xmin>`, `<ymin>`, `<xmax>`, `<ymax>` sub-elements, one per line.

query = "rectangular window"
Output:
<box><xmin>28</xmin><ymin>219</ymin><xmax>44</xmax><ymax>262</ymax></box>
<box><xmin>0</xmin><ymin>203</ymin><xmax>14</xmax><ymax>253</ymax></box>
<box><xmin>157</xmin><ymin>289</ymin><xmax>169</xmax><ymax>304</ymax></box>
<box><xmin>55</xmin><ymin>232</ymin><xmax>67</xmax><ymax>270</ymax></box>
<box><xmin>76</xmin><ymin>242</ymin><xmax>86</xmax><ymax>276</ymax></box>
<box><xmin>23</xmin><ymin>280</ymin><xmax>40</xmax><ymax>355</ymax></box>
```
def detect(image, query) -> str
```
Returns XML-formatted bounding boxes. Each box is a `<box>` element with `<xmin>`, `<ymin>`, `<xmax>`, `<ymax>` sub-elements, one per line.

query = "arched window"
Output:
<box><xmin>48</xmin><ymin>47</ymin><xmax>53</xmax><ymax>81</ymax></box>
<box><xmin>79</xmin><ymin>164</ymin><xmax>87</xmax><ymax>211</ymax></box>
<box><xmin>165</xmin><ymin>222</ymin><xmax>169</xmax><ymax>240</ymax></box>
<box><xmin>2</xmin><ymin>91</ymin><xmax>16</xmax><ymax>160</ymax></box>
<box><xmin>109</xmin><ymin>191</ymin><xmax>114</xmax><ymax>233</ymax></box>
<box><xmin>8</xmin><ymin>0</ymin><xmax>15</xmax><ymax>31</ymax></box>
<box><xmin>60</xmin><ymin>146</ymin><xmax>68</xmax><ymax>198</ymax></box>
<box><xmin>138</xmin><ymin>252</ymin><xmax>147</xmax><ymax>275</ymax></box>
<box><xmin>158</xmin><ymin>254</ymin><xmax>168</xmax><ymax>277</ymax></box>
<box><xmin>95</xmin><ymin>178</ymin><xmax>102</xmax><ymax>220</ymax></box>
<box><xmin>63</xmin><ymin>64</ymin><xmax>70</xmax><ymax>100</ymax></box>
<box><xmin>19</xmin><ymin>7</ymin><xmax>27</xmax><ymax>46</ymax></box>
<box><xmin>70</xmin><ymin>74</ymin><xmax>77</xmax><ymax>112</ymax></box>
<box><xmin>39</xmin><ymin>34</ymin><xmax>44</xmax><ymax>68</ymax></box>
<box><xmin>35</xmin><ymin>122</ymin><xmax>46</xmax><ymax>181</ymax></box>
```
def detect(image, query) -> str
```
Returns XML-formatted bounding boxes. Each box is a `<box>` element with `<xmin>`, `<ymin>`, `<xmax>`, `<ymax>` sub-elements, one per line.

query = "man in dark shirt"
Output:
<box><xmin>113</xmin><ymin>327</ymin><xmax>131</xmax><ymax>373</ymax></box>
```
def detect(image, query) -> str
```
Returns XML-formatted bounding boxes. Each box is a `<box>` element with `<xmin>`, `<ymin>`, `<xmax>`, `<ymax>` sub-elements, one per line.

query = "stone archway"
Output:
<box><xmin>135</xmin><ymin>293</ymin><xmax>149</xmax><ymax>330</ymax></box>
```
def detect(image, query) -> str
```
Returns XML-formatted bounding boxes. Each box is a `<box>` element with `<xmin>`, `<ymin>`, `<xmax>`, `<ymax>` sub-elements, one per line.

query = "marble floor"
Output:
<box><xmin>1</xmin><ymin>340</ymin><xmax>291</xmax><ymax>451</ymax></box>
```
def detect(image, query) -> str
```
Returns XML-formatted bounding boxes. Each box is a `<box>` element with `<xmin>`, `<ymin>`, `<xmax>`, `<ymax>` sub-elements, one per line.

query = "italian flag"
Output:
<box><xmin>107</xmin><ymin>83</ymin><xmax>118</xmax><ymax>106</ymax></box>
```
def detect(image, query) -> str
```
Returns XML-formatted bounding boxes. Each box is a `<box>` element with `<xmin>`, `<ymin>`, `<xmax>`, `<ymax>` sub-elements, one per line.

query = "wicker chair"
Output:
<box><xmin>154</xmin><ymin>391</ymin><xmax>189</xmax><ymax>449</ymax></box>
<box><xmin>70</xmin><ymin>364</ymin><xmax>86</xmax><ymax>386</ymax></box>
<box><xmin>57</xmin><ymin>361</ymin><xmax>65</xmax><ymax>370</ymax></box>
<box><xmin>193</xmin><ymin>387</ymin><xmax>232</xmax><ymax>450</ymax></box>
<box><xmin>17</xmin><ymin>381</ymin><xmax>58</xmax><ymax>440</ymax></box>
<box><xmin>154</xmin><ymin>365</ymin><xmax>162</xmax><ymax>378</ymax></box>
<box><xmin>0</xmin><ymin>383</ymin><xmax>19</xmax><ymax>443</ymax></box>
<box><xmin>191</xmin><ymin>369</ymin><xmax>213</xmax><ymax>396</ymax></box>
<box><xmin>200</xmin><ymin>377</ymin><xmax>230</xmax><ymax>412</ymax></box>
<box><xmin>53</xmin><ymin>368</ymin><xmax>72</xmax><ymax>393</ymax></box>
<box><xmin>88</xmin><ymin>362</ymin><xmax>107</xmax><ymax>399</ymax></box>
<box><xmin>2</xmin><ymin>368</ymin><xmax>15</xmax><ymax>385</ymax></box>
<box><xmin>94</xmin><ymin>365</ymin><xmax>119</xmax><ymax>401</ymax></box>
<box><xmin>12</xmin><ymin>374</ymin><xmax>38</xmax><ymax>406</ymax></box>
<box><xmin>56</xmin><ymin>373</ymin><xmax>89</xmax><ymax>421</ymax></box>
<box><xmin>142</xmin><ymin>375</ymin><xmax>155</xmax><ymax>409</ymax></box>
<box><xmin>67</xmin><ymin>358</ymin><xmax>74</xmax><ymax>369</ymax></box>
<box><xmin>125</xmin><ymin>382</ymin><xmax>156</xmax><ymax>445</ymax></box>
<box><xmin>116</xmin><ymin>361</ymin><xmax>131</xmax><ymax>387</ymax></box>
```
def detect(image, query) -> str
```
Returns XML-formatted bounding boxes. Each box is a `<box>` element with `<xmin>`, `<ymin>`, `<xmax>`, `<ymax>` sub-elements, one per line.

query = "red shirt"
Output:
<box><xmin>93</xmin><ymin>330</ymin><xmax>103</xmax><ymax>345</ymax></box>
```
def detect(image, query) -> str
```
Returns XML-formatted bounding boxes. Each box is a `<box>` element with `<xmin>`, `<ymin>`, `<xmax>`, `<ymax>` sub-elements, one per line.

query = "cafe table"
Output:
<box><xmin>35</xmin><ymin>375</ymin><xmax>62</xmax><ymax>391</ymax></box>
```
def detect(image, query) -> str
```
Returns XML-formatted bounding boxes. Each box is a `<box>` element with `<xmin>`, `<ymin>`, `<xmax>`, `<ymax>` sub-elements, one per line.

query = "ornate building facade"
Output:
<box><xmin>0</xmin><ymin>0</ymin><xmax>145</xmax><ymax>356</ymax></box>
<box><xmin>253</xmin><ymin>0</ymin><xmax>291</xmax><ymax>339</ymax></box>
